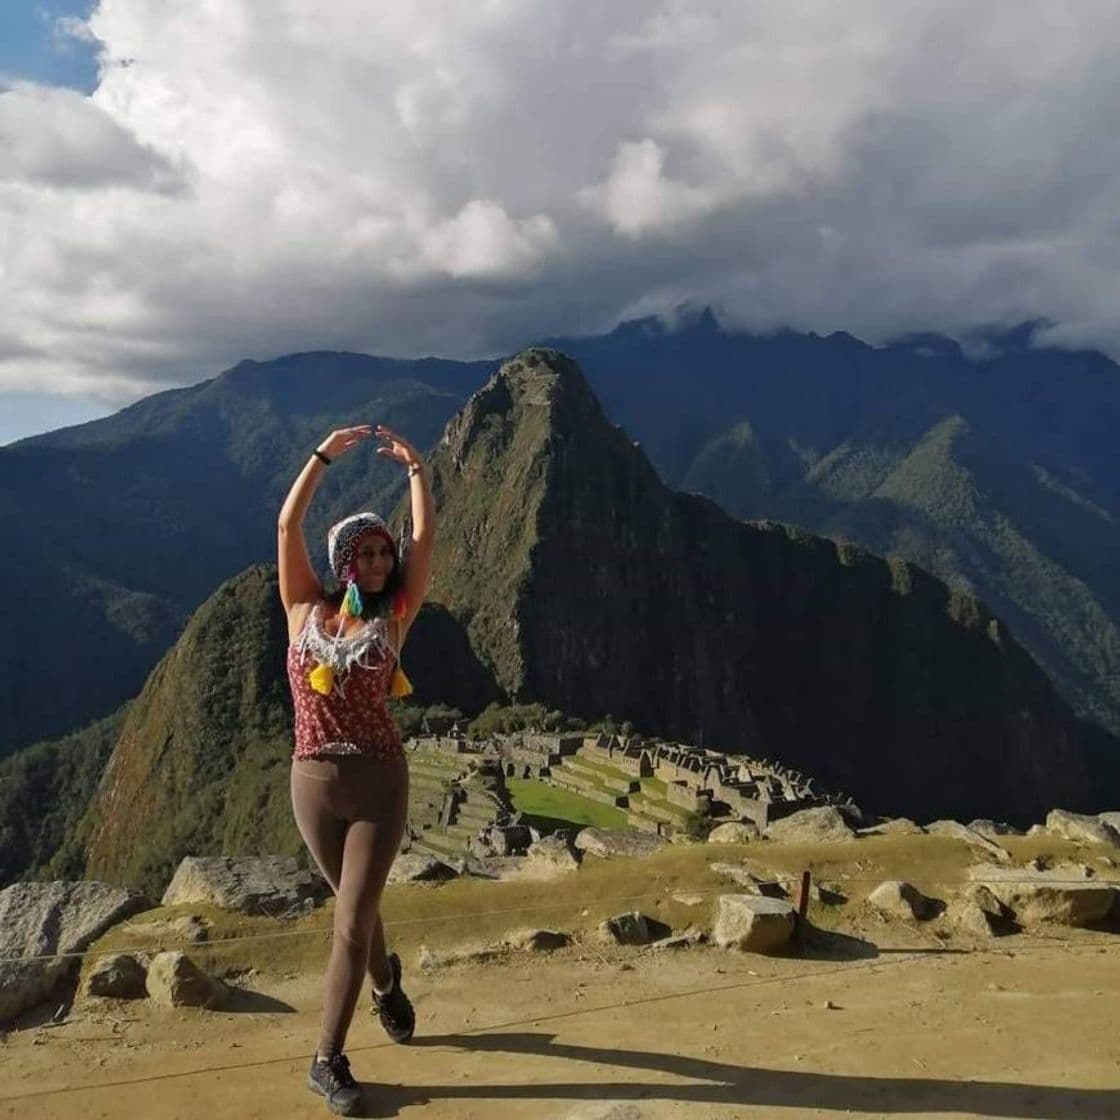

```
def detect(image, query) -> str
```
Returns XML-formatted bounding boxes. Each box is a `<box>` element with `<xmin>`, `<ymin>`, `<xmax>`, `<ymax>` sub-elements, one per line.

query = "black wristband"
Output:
<box><xmin>313</xmin><ymin>449</ymin><xmax>332</xmax><ymax>466</ymax></box>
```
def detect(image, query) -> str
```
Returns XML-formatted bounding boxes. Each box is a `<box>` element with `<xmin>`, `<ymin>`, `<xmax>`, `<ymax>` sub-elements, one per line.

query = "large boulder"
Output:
<box><xmin>160</xmin><ymin>856</ymin><xmax>331</xmax><ymax>915</ymax></box>
<box><xmin>84</xmin><ymin>953</ymin><xmax>148</xmax><ymax>999</ymax></box>
<box><xmin>117</xmin><ymin>914</ymin><xmax>209</xmax><ymax>945</ymax></box>
<box><xmin>925</xmin><ymin>820</ymin><xmax>1012</xmax><ymax>863</ymax></box>
<box><xmin>487</xmin><ymin>825</ymin><xmax>533</xmax><ymax>856</ymax></box>
<box><xmin>598</xmin><ymin>912</ymin><xmax>672</xmax><ymax>946</ymax></box>
<box><xmin>0</xmin><ymin>881</ymin><xmax>150</xmax><ymax>1023</ymax></box>
<box><xmin>967</xmin><ymin>820</ymin><xmax>1023</xmax><ymax>842</ymax></box>
<box><xmin>867</xmin><ymin>880</ymin><xmax>935</xmax><ymax>921</ymax></box>
<box><xmin>766</xmin><ymin>807</ymin><xmax>854</xmax><ymax>844</ymax></box>
<box><xmin>968</xmin><ymin>863</ymin><xmax>1117</xmax><ymax>927</ymax></box>
<box><xmin>145</xmin><ymin>951</ymin><xmax>226</xmax><ymax>1009</ymax></box>
<box><xmin>387</xmin><ymin>853</ymin><xmax>458</xmax><ymax>885</ymax></box>
<box><xmin>712</xmin><ymin>895</ymin><xmax>796</xmax><ymax>953</ymax></box>
<box><xmin>858</xmin><ymin>817</ymin><xmax>926</xmax><ymax>837</ymax></box>
<box><xmin>525</xmin><ymin>834</ymin><xmax>581</xmax><ymax>875</ymax></box>
<box><xmin>1046</xmin><ymin>810</ymin><xmax>1120</xmax><ymax>849</ymax></box>
<box><xmin>710</xmin><ymin>862</ymin><xmax>788</xmax><ymax>898</ymax></box>
<box><xmin>574</xmin><ymin>827</ymin><xmax>668</xmax><ymax>859</ymax></box>
<box><xmin>1099</xmin><ymin>811</ymin><xmax>1120</xmax><ymax>834</ymax></box>
<box><xmin>707</xmin><ymin>821</ymin><xmax>761</xmax><ymax>845</ymax></box>
<box><xmin>947</xmin><ymin>884</ymin><xmax>1014</xmax><ymax>939</ymax></box>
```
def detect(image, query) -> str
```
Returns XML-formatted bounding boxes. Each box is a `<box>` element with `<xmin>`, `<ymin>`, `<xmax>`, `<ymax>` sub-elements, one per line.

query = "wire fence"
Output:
<box><xmin>3</xmin><ymin>870</ymin><xmax>1117</xmax><ymax>965</ymax></box>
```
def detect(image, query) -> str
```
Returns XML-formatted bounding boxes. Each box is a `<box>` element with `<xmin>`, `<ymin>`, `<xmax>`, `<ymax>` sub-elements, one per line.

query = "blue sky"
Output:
<box><xmin>0</xmin><ymin>3</ymin><xmax>98</xmax><ymax>92</ymax></box>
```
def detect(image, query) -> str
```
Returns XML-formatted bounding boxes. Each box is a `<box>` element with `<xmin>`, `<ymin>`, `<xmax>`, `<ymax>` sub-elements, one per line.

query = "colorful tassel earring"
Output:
<box><xmin>341</xmin><ymin>565</ymin><xmax>364</xmax><ymax>618</ymax></box>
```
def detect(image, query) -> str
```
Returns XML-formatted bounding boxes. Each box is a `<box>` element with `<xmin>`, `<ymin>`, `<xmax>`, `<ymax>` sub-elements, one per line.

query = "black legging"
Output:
<box><xmin>290</xmin><ymin>753</ymin><xmax>409</xmax><ymax>1059</ymax></box>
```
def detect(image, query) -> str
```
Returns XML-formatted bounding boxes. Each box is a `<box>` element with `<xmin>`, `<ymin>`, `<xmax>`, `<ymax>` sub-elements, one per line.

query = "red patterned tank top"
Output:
<box><xmin>287</xmin><ymin>602</ymin><xmax>403</xmax><ymax>761</ymax></box>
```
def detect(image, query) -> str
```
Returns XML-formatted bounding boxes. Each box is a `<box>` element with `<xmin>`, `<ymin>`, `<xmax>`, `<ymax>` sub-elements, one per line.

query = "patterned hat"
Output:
<box><xmin>327</xmin><ymin>512</ymin><xmax>397</xmax><ymax>582</ymax></box>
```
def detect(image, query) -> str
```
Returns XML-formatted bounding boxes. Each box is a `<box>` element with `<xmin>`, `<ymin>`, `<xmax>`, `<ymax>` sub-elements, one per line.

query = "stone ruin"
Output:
<box><xmin>403</xmin><ymin>729</ymin><xmax>853</xmax><ymax>858</ymax></box>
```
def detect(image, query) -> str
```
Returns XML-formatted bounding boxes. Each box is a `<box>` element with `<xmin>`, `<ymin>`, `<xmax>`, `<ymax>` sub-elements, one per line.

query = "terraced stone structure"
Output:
<box><xmin>542</xmin><ymin>733</ymin><xmax>850</xmax><ymax>836</ymax></box>
<box><xmin>404</xmin><ymin>736</ymin><xmax>518</xmax><ymax>862</ymax></box>
<box><xmin>402</xmin><ymin>731</ymin><xmax>851</xmax><ymax>856</ymax></box>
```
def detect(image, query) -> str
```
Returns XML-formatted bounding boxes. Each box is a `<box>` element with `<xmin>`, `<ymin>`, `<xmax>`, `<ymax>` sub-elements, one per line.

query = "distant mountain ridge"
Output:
<box><xmin>0</xmin><ymin>316</ymin><xmax>1117</xmax><ymax>760</ymax></box>
<box><xmin>548</xmin><ymin>314</ymin><xmax>1120</xmax><ymax>732</ymax></box>
<box><xmin>411</xmin><ymin>348</ymin><xmax>1116</xmax><ymax>825</ymax></box>
<box><xmin>12</xmin><ymin>349</ymin><xmax>1116</xmax><ymax>896</ymax></box>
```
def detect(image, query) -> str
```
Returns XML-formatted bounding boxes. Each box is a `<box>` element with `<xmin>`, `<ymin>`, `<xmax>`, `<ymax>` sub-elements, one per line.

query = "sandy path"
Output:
<box><xmin>3</xmin><ymin>932</ymin><xmax>1118</xmax><ymax>1120</ymax></box>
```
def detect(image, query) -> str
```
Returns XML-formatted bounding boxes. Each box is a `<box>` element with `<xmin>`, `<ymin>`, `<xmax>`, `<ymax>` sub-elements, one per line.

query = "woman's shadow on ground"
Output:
<box><xmin>363</xmin><ymin>1029</ymin><xmax>1118</xmax><ymax>1119</ymax></box>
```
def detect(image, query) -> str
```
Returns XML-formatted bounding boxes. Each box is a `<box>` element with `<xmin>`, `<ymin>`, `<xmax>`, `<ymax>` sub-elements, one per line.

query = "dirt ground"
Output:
<box><xmin>3</xmin><ymin>837</ymin><xmax>1119</xmax><ymax>1119</ymax></box>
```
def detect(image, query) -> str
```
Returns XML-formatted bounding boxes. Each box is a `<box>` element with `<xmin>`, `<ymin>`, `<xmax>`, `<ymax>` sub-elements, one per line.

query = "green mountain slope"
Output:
<box><xmin>0</xmin><ymin>354</ymin><xmax>488</xmax><ymax>758</ymax></box>
<box><xmin>414</xmin><ymin>349</ymin><xmax>1118</xmax><ymax>824</ymax></box>
<box><xmin>14</xmin><ymin>349</ymin><xmax>1118</xmax><ymax>895</ymax></box>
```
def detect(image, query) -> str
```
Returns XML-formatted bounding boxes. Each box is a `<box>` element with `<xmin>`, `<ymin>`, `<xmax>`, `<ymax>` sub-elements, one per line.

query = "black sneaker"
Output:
<box><xmin>372</xmin><ymin>951</ymin><xmax>415</xmax><ymax>1043</ymax></box>
<box><xmin>307</xmin><ymin>1052</ymin><xmax>363</xmax><ymax>1115</ymax></box>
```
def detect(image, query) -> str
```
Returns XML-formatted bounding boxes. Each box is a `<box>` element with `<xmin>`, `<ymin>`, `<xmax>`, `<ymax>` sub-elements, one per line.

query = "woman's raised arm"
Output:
<box><xmin>375</xmin><ymin>424</ymin><xmax>434</xmax><ymax>632</ymax></box>
<box><xmin>278</xmin><ymin>425</ymin><xmax>372</xmax><ymax>614</ymax></box>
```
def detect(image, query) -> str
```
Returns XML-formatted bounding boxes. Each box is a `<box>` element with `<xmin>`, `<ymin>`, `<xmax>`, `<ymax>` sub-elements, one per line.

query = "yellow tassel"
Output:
<box><xmin>308</xmin><ymin>664</ymin><xmax>335</xmax><ymax>695</ymax></box>
<box><xmin>389</xmin><ymin>665</ymin><xmax>413</xmax><ymax>699</ymax></box>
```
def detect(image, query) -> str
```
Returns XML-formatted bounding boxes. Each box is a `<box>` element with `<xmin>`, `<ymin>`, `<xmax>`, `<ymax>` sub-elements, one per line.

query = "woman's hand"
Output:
<box><xmin>317</xmin><ymin>425</ymin><xmax>373</xmax><ymax>461</ymax></box>
<box><xmin>375</xmin><ymin>424</ymin><xmax>422</xmax><ymax>470</ymax></box>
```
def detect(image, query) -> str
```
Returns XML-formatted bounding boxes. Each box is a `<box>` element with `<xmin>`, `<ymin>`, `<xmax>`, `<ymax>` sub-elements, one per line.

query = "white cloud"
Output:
<box><xmin>418</xmin><ymin>200</ymin><xmax>557</xmax><ymax>278</ymax></box>
<box><xmin>0</xmin><ymin>83</ymin><xmax>180</xmax><ymax>190</ymax></box>
<box><xmin>2</xmin><ymin>0</ymin><xmax>1120</xmax><ymax>402</ymax></box>
<box><xmin>581</xmin><ymin>139</ymin><xmax>715</xmax><ymax>237</ymax></box>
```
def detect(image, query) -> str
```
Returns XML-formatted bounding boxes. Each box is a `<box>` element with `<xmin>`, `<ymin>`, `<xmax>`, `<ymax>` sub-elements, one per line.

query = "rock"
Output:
<box><xmin>710</xmin><ymin>862</ymin><xmax>789</xmax><ymax>899</ymax></box>
<box><xmin>1026</xmin><ymin>824</ymin><xmax>1051</xmax><ymax>838</ymax></box>
<box><xmin>811</xmin><ymin>882</ymin><xmax>848</xmax><ymax>906</ymax></box>
<box><xmin>503</xmin><ymin>928</ymin><xmax>571</xmax><ymax>953</ymax></box>
<box><xmin>867</xmin><ymin>881</ymin><xmax>935</xmax><ymax>921</ymax></box>
<box><xmin>648</xmin><ymin>929</ymin><xmax>707</xmax><ymax>951</ymax></box>
<box><xmin>575</xmin><ymin>828</ymin><xmax>668</xmax><ymax>859</ymax></box>
<box><xmin>1099</xmin><ymin>811</ymin><xmax>1120</xmax><ymax>834</ymax></box>
<box><xmin>766</xmin><ymin>807</ymin><xmax>854</xmax><ymax>844</ymax></box>
<box><xmin>710</xmin><ymin>861</ymin><xmax>761</xmax><ymax>890</ymax></box>
<box><xmin>707</xmin><ymin>821</ymin><xmax>761</xmax><ymax>844</ymax></box>
<box><xmin>488</xmin><ymin>825</ymin><xmax>533</xmax><ymax>856</ymax></box>
<box><xmin>145</xmin><ymin>951</ymin><xmax>226</xmax><ymax>1009</ymax></box>
<box><xmin>387</xmin><ymin>853</ymin><xmax>458</xmax><ymax>885</ymax></box>
<box><xmin>967</xmin><ymin>820</ymin><xmax>1024</xmax><ymax>841</ymax></box>
<box><xmin>925</xmin><ymin>820</ymin><xmax>1012</xmax><ymax>862</ymax></box>
<box><xmin>951</xmin><ymin>900</ymin><xmax>998</xmax><ymax>938</ymax></box>
<box><xmin>525</xmin><ymin>834</ymin><xmax>581</xmax><ymax>875</ymax></box>
<box><xmin>0</xmin><ymin>880</ymin><xmax>151</xmax><ymax>1023</ymax></box>
<box><xmin>857</xmin><ymin>817</ymin><xmax>926</xmax><ymax>837</ymax></box>
<box><xmin>948</xmin><ymin>885</ymin><xmax>1013</xmax><ymax>938</ymax></box>
<box><xmin>84</xmin><ymin>953</ymin><xmax>149</xmax><ymax>999</ymax></box>
<box><xmin>161</xmin><ymin>856</ymin><xmax>330</xmax><ymax>916</ymax></box>
<box><xmin>671</xmin><ymin>893</ymin><xmax>706</xmax><ymax>907</ymax></box>
<box><xmin>119</xmin><ymin>914</ymin><xmax>209</xmax><ymax>946</ymax></box>
<box><xmin>967</xmin><ymin>883</ymin><xmax>1012</xmax><ymax>918</ymax></box>
<box><xmin>968</xmin><ymin>863</ymin><xmax>1117</xmax><ymax>927</ymax></box>
<box><xmin>712</xmin><ymin>895</ymin><xmax>796</xmax><ymax>953</ymax></box>
<box><xmin>1046</xmin><ymin>810</ymin><xmax>1120</xmax><ymax>848</ymax></box>
<box><xmin>599</xmin><ymin>912</ymin><xmax>672</xmax><ymax>946</ymax></box>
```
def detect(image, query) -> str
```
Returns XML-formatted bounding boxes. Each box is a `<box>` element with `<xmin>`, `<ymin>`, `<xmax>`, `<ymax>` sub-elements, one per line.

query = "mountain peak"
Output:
<box><xmin>419</xmin><ymin>347</ymin><xmax>1105</xmax><ymax>824</ymax></box>
<box><xmin>439</xmin><ymin>347</ymin><xmax>608</xmax><ymax>471</ymax></box>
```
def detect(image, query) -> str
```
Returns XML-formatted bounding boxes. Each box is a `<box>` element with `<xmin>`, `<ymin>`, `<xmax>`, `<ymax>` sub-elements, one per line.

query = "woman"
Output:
<box><xmin>278</xmin><ymin>422</ymin><xmax>434</xmax><ymax>1116</ymax></box>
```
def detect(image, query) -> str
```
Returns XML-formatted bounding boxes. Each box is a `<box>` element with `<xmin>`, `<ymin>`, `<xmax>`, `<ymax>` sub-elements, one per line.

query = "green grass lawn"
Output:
<box><xmin>507</xmin><ymin>778</ymin><xmax>629</xmax><ymax>832</ymax></box>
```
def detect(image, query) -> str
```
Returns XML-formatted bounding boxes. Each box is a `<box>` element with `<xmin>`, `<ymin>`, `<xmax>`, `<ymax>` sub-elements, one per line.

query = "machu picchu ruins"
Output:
<box><xmin>404</xmin><ymin>729</ymin><xmax>853</xmax><ymax>863</ymax></box>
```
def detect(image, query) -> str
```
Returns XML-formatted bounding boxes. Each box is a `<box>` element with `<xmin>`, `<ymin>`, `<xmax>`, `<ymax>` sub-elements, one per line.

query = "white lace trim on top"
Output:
<box><xmin>295</xmin><ymin>602</ymin><xmax>394</xmax><ymax>677</ymax></box>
